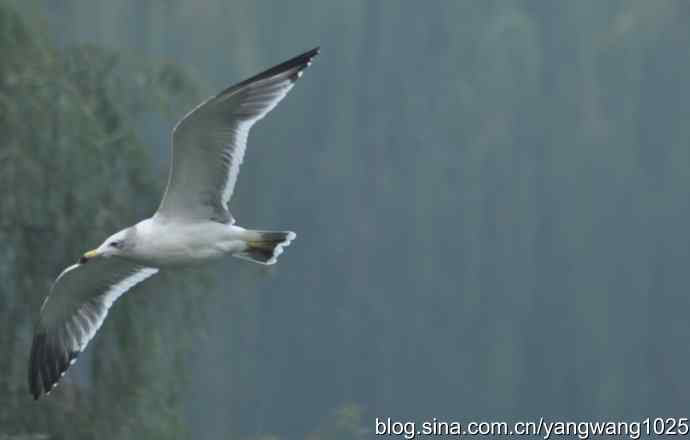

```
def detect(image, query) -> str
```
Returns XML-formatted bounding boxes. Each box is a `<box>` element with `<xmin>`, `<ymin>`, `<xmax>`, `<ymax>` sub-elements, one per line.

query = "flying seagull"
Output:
<box><xmin>28</xmin><ymin>47</ymin><xmax>319</xmax><ymax>399</ymax></box>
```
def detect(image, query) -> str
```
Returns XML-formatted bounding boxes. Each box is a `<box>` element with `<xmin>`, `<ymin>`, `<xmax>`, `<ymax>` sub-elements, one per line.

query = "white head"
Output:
<box><xmin>80</xmin><ymin>227</ymin><xmax>134</xmax><ymax>263</ymax></box>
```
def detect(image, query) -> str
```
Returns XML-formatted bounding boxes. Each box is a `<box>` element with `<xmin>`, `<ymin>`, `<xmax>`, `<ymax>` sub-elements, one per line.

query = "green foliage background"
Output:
<box><xmin>0</xmin><ymin>3</ymin><xmax>206</xmax><ymax>438</ymax></box>
<box><xmin>2</xmin><ymin>0</ymin><xmax>690</xmax><ymax>439</ymax></box>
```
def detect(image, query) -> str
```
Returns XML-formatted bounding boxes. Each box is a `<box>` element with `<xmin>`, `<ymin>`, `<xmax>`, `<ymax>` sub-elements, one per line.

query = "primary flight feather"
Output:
<box><xmin>28</xmin><ymin>47</ymin><xmax>319</xmax><ymax>399</ymax></box>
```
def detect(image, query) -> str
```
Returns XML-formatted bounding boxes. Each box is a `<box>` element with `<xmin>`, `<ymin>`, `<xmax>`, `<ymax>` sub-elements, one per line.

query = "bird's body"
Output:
<box><xmin>126</xmin><ymin>217</ymin><xmax>249</xmax><ymax>267</ymax></box>
<box><xmin>28</xmin><ymin>47</ymin><xmax>319</xmax><ymax>399</ymax></box>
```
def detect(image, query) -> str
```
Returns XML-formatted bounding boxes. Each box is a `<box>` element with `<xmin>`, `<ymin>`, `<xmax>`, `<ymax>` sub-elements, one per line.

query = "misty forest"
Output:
<box><xmin>2</xmin><ymin>0</ymin><xmax>690</xmax><ymax>438</ymax></box>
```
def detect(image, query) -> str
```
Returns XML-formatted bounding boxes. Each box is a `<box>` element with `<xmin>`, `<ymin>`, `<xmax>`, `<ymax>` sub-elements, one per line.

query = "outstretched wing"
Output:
<box><xmin>28</xmin><ymin>258</ymin><xmax>158</xmax><ymax>399</ymax></box>
<box><xmin>155</xmin><ymin>47</ymin><xmax>320</xmax><ymax>223</ymax></box>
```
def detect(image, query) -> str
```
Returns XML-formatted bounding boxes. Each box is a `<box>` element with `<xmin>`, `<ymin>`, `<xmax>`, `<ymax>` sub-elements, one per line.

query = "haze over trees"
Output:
<box><xmin>2</xmin><ymin>1</ymin><xmax>690</xmax><ymax>438</ymax></box>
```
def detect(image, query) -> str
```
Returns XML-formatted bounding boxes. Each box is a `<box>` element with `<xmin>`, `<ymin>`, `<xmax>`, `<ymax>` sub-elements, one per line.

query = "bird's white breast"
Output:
<box><xmin>127</xmin><ymin>217</ymin><xmax>248</xmax><ymax>267</ymax></box>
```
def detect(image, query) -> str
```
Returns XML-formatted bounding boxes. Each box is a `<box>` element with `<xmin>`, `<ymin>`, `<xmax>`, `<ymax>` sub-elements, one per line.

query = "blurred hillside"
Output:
<box><xmin>0</xmin><ymin>3</ymin><xmax>206</xmax><ymax>438</ymax></box>
<box><xmin>2</xmin><ymin>0</ymin><xmax>690</xmax><ymax>439</ymax></box>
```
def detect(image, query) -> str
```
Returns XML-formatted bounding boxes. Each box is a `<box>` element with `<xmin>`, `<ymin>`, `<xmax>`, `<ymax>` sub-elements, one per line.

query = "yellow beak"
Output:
<box><xmin>83</xmin><ymin>249</ymin><xmax>99</xmax><ymax>259</ymax></box>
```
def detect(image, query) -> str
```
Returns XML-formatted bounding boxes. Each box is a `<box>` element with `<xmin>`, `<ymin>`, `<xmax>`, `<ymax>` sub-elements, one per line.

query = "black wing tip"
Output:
<box><xmin>28</xmin><ymin>331</ymin><xmax>45</xmax><ymax>400</ymax></box>
<box><xmin>268</xmin><ymin>48</ymin><xmax>316</xmax><ymax>87</ymax></box>
<box><xmin>252</xmin><ymin>46</ymin><xmax>320</xmax><ymax>83</ymax></box>
<box><xmin>292</xmin><ymin>46</ymin><xmax>320</xmax><ymax>71</ymax></box>
<box><xmin>302</xmin><ymin>46</ymin><xmax>320</xmax><ymax>61</ymax></box>
<box><xmin>276</xmin><ymin>46</ymin><xmax>320</xmax><ymax>69</ymax></box>
<box><xmin>28</xmin><ymin>330</ymin><xmax>78</xmax><ymax>400</ymax></box>
<box><xmin>217</xmin><ymin>46</ymin><xmax>321</xmax><ymax>98</ymax></box>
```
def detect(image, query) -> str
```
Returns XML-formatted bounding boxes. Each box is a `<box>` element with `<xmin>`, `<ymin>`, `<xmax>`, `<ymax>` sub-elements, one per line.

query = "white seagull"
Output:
<box><xmin>28</xmin><ymin>47</ymin><xmax>319</xmax><ymax>399</ymax></box>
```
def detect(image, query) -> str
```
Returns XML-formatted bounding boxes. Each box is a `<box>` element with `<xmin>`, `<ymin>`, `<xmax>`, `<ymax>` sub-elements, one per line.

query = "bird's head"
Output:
<box><xmin>80</xmin><ymin>228</ymin><xmax>132</xmax><ymax>264</ymax></box>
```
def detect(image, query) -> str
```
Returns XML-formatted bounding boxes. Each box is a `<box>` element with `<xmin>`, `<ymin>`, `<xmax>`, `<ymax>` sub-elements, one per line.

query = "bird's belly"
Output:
<box><xmin>131</xmin><ymin>222</ymin><xmax>248</xmax><ymax>267</ymax></box>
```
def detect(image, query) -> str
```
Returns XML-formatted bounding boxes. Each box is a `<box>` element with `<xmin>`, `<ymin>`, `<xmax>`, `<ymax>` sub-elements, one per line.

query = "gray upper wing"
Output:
<box><xmin>155</xmin><ymin>47</ymin><xmax>319</xmax><ymax>223</ymax></box>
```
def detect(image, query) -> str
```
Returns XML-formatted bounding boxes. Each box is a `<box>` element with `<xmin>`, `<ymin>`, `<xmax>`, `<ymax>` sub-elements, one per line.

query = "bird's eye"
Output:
<box><xmin>109</xmin><ymin>241</ymin><xmax>120</xmax><ymax>248</ymax></box>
